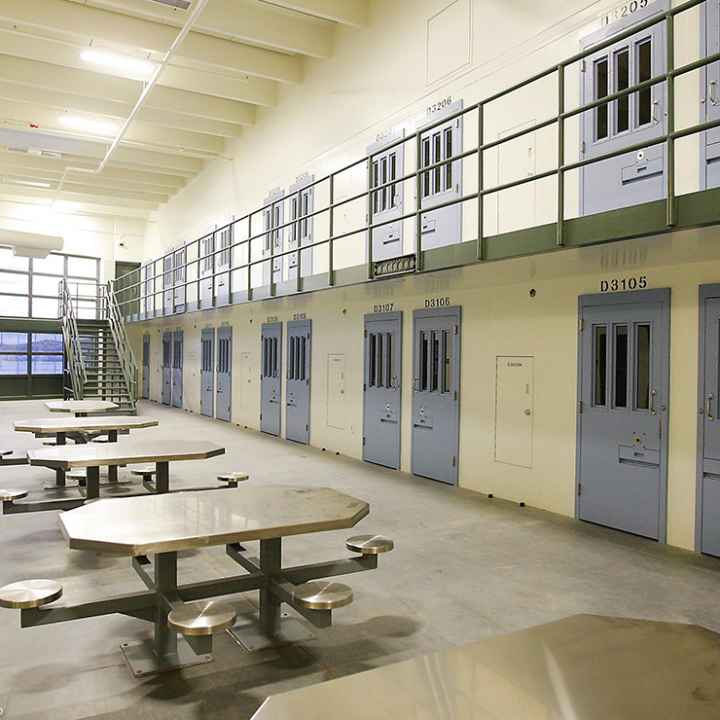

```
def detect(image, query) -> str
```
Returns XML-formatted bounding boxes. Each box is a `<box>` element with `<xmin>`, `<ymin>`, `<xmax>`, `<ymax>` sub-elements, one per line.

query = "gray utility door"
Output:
<box><xmin>286</xmin><ymin>319</ymin><xmax>311</xmax><ymax>444</ymax></box>
<box><xmin>702</xmin><ymin>0</ymin><xmax>720</xmax><ymax>188</ymax></box>
<box><xmin>215</xmin><ymin>225</ymin><xmax>232</xmax><ymax>306</ymax></box>
<box><xmin>261</xmin><ymin>322</ymin><xmax>283</xmax><ymax>436</ymax></box>
<box><xmin>580</xmin><ymin>2</ymin><xmax>667</xmax><ymax>216</ymax></box>
<box><xmin>419</xmin><ymin>100</ymin><xmax>463</xmax><ymax>251</ymax></box>
<box><xmin>287</xmin><ymin>175</ymin><xmax>314</xmax><ymax>280</ymax></box>
<box><xmin>173</xmin><ymin>248</ymin><xmax>186</xmax><ymax>313</ymax></box>
<box><xmin>216</xmin><ymin>326</ymin><xmax>232</xmax><ymax>422</ymax></box>
<box><xmin>171</xmin><ymin>329</ymin><xmax>183</xmax><ymax>408</ymax></box>
<box><xmin>577</xmin><ymin>289</ymin><xmax>670</xmax><ymax>541</ymax></box>
<box><xmin>363</xmin><ymin>312</ymin><xmax>402</xmax><ymax>469</ymax></box>
<box><xmin>263</xmin><ymin>189</ymin><xmax>285</xmax><ymax>287</ymax></box>
<box><xmin>411</xmin><ymin>306</ymin><xmax>461</xmax><ymax>484</ymax></box>
<box><xmin>199</xmin><ymin>234</ymin><xmax>214</xmax><ymax>309</ymax></box>
<box><xmin>697</xmin><ymin>284</ymin><xmax>720</xmax><ymax>556</ymax></box>
<box><xmin>142</xmin><ymin>334</ymin><xmax>150</xmax><ymax>399</ymax></box>
<box><xmin>368</xmin><ymin>132</ymin><xmax>404</xmax><ymax>261</ymax></box>
<box><xmin>162</xmin><ymin>255</ymin><xmax>173</xmax><ymax>315</ymax></box>
<box><xmin>200</xmin><ymin>328</ymin><xmax>215</xmax><ymax>418</ymax></box>
<box><xmin>161</xmin><ymin>331</ymin><xmax>172</xmax><ymax>405</ymax></box>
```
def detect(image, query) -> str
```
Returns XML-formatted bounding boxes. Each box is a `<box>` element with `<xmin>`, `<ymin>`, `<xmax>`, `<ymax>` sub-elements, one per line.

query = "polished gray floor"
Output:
<box><xmin>1</xmin><ymin>399</ymin><xmax>720</xmax><ymax>719</ymax></box>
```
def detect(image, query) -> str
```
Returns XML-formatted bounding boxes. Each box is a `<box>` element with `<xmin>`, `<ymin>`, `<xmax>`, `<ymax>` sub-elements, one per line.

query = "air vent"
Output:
<box><xmin>149</xmin><ymin>0</ymin><xmax>191</xmax><ymax>9</ymax></box>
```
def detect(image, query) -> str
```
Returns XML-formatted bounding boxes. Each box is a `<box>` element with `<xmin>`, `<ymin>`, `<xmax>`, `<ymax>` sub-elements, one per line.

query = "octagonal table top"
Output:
<box><xmin>28</xmin><ymin>440</ymin><xmax>224</xmax><ymax>470</ymax></box>
<box><xmin>15</xmin><ymin>417</ymin><xmax>158</xmax><ymax>434</ymax></box>
<box><xmin>45</xmin><ymin>400</ymin><xmax>119</xmax><ymax>414</ymax></box>
<box><xmin>250</xmin><ymin>614</ymin><xmax>720</xmax><ymax>720</ymax></box>
<box><xmin>60</xmin><ymin>486</ymin><xmax>370</xmax><ymax>555</ymax></box>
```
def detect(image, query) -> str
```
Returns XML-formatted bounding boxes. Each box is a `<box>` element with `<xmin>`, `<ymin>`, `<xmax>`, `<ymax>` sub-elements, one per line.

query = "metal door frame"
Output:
<box><xmin>286</xmin><ymin>318</ymin><xmax>312</xmax><ymax>444</ymax></box>
<box><xmin>700</xmin><ymin>0</ymin><xmax>719</xmax><ymax>190</ymax></box>
<box><xmin>363</xmin><ymin>310</ymin><xmax>403</xmax><ymax>469</ymax></box>
<box><xmin>575</xmin><ymin>287</ymin><xmax>671</xmax><ymax>541</ymax></box>
<box><xmin>260</xmin><ymin>321</ymin><xmax>283</xmax><ymax>435</ymax></box>
<box><xmin>201</xmin><ymin>327</ymin><xmax>215</xmax><ymax>417</ymax></box>
<box><xmin>696</xmin><ymin>283</ymin><xmax>720</xmax><ymax>550</ymax></box>
<box><xmin>216</xmin><ymin>325</ymin><xmax>232</xmax><ymax>422</ymax></box>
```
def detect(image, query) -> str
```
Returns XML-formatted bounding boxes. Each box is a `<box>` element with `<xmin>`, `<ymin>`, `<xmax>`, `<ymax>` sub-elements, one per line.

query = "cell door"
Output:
<box><xmin>419</xmin><ymin>100</ymin><xmax>463</xmax><ymax>251</ymax></box>
<box><xmin>142</xmin><ymin>334</ymin><xmax>150</xmax><ymax>399</ymax></box>
<box><xmin>286</xmin><ymin>319</ymin><xmax>311</xmax><ymax>444</ymax></box>
<box><xmin>703</xmin><ymin>0</ymin><xmax>720</xmax><ymax>188</ymax></box>
<box><xmin>142</xmin><ymin>265</ymin><xmax>154</xmax><ymax>320</ymax></box>
<box><xmin>171</xmin><ymin>329</ymin><xmax>183</xmax><ymax>408</ymax></box>
<box><xmin>199</xmin><ymin>234</ymin><xmax>215</xmax><ymax>308</ymax></box>
<box><xmin>215</xmin><ymin>226</ymin><xmax>232</xmax><ymax>306</ymax></box>
<box><xmin>173</xmin><ymin>248</ymin><xmax>186</xmax><ymax>313</ymax></box>
<box><xmin>697</xmin><ymin>285</ymin><xmax>720</xmax><ymax>556</ymax></box>
<box><xmin>262</xmin><ymin>190</ymin><xmax>284</xmax><ymax>287</ymax></box>
<box><xmin>577</xmin><ymin>289</ymin><xmax>670</xmax><ymax>541</ymax></box>
<box><xmin>216</xmin><ymin>326</ymin><xmax>232</xmax><ymax>422</ymax></box>
<box><xmin>161</xmin><ymin>331</ymin><xmax>172</xmax><ymax>405</ymax></box>
<box><xmin>162</xmin><ymin>255</ymin><xmax>173</xmax><ymax>315</ymax></box>
<box><xmin>368</xmin><ymin>132</ymin><xmax>404</xmax><ymax>261</ymax></box>
<box><xmin>201</xmin><ymin>328</ymin><xmax>215</xmax><ymax>418</ymax></box>
<box><xmin>261</xmin><ymin>322</ymin><xmax>282</xmax><ymax>436</ymax></box>
<box><xmin>580</xmin><ymin>3</ymin><xmax>667</xmax><ymax>216</ymax></box>
<box><xmin>363</xmin><ymin>312</ymin><xmax>402</xmax><ymax>469</ymax></box>
<box><xmin>411</xmin><ymin>306</ymin><xmax>461</xmax><ymax>485</ymax></box>
<box><xmin>287</xmin><ymin>175</ymin><xmax>314</xmax><ymax>280</ymax></box>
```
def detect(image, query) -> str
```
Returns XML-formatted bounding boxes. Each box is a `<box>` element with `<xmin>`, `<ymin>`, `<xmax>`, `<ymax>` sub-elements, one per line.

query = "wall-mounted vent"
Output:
<box><xmin>149</xmin><ymin>0</ymin><xmax>191</xmax><ymax>9</ymax></box>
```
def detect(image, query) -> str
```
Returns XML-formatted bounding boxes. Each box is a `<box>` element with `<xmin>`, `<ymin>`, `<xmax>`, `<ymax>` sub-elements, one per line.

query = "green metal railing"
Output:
<box><xmin>103</xmin><ymin>282</ymin><xmax>138</xmax><ymax>408</ymax></box>
<box><xmin>59</xmin><ymin>279</ymin><xmax>87</xmax><ymax>400</ymax></box>
<box><xmin>113</xmin><ymin>0</ymin><xmax>720</xmax><ymax>319</ymax></box>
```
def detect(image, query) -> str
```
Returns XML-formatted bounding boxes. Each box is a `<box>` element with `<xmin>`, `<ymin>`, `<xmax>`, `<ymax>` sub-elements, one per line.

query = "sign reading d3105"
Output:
<box><xmin>600</xmin><ymin>275</ymin><xmax>648</xmax><ymax>293</ymax></box>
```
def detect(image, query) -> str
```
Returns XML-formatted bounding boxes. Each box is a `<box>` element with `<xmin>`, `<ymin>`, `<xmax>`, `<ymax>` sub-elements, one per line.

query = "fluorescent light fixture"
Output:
<box><xmin>11</xmin><ymin>179</ymin><xmax>52</xmax><ymax>189</ymax></box>
<box><xmin>81</xmin><ymin>49</ymin><xmax>156</xmax><ymax>77</ymax></box>
<box><xmin>58</xmin><ymin>115</ymin><xmax>119</xmax><ymax>136</ymax></box>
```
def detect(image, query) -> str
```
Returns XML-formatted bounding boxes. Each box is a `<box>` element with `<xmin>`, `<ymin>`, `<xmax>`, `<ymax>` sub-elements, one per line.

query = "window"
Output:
<box><xmin>637</xmin><ymin>39</ymin><xmax>652</xmax><ymax>126</ymax></box>
<box><xmin>615</xmin><ymin>48</ymin><xmax>630</xmax><ymax>133</ymax></box>
<box><xmin>0</xmin><ymin>272</ymin><xmax>29</xmax><ymax>294</ymax></box>
<box><xmin>595</xmin><ymin>57</ymin><xmax>609</xmax><ymax>141</ymax></box>
<box><xmin>593</xmin><ymin>325</ymin><xmax>608</xmax><ymax>407</ymax></box>
<box><xmin>0</xmin><ymin>296</ymin><xmax>29</xmax><ymax>317</ymax></box>
<box><xmin>0</xmin><ymin>332</ymin><xmax>27</xmax><ymax>352</ymax></box>
<box><xmin>0</xmin><ymin>331</ymin><xmax>63</xmax><ymax>377</ymax></box>
<box><xmin>635</xmin><ymin>323</ymin><xmax>651</xmax><ymax>410</ymax></box>
<box><xmin>614</xmin><ymin>325</ymin><xmax>629</xmax><ymax>408</ymax></box>
<box><xmin>67</xmin><ymin>256</ymin><xmax>98</xmax><ymax>278</ymax></box>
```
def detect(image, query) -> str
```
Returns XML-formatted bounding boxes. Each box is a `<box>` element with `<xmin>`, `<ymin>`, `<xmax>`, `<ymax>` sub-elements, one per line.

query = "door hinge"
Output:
<box><xmin>581</xmin><ymin>59</ymin><xmax>586</xmax><ymax>73</ymax></box>
<box><xmin>452</xmin><ymin>455</ymin><xmax>457</xmax><ymax>467</ymax></box>
<box><xmin>364</xmin><ymin>329</ymin><xmax>367</xmax><ymax>337</ymax></box>
<box><xmin>579</xmin><ymin>317</ymin><xmax>584</xmax><ymax>333</ymax></box>
<box><xmin>306</xmin><ymin>424</ymin><xmax>309</xmax><ymax>432</ymax></box>
<box><xmin>581</xmin><ymin>140</ymin><xmax>586</xmax><ymax>155</ymax></box>
<box><xmin>578</xmin><ymin>400</ymin><xmax>583</xmax><ymax>414</ymax></box>
<box><xmin>454</xmin><ymin>324</ymin><xmax>459</xmax><ymax>335</ymax></box>
<box><xmin>454</xmin><ymin>390</ymin><xmax>458</xmax><ymax>401</ymax></box>
<box><xmin>578</xmin><ymin>483</ymin><xmax>582</xmax><ymax>496</ymax></box>
<box><xmin>363</xmin><ymin>383</ymin><xmax>367</xmax><ymax>392</ymax></box>
<box><xmin>259</xmin><ymin>413</ymin><xmax>262</xmax><ymax>420</ymax></box>
<box><xmin>363</xmin><ymin>436</ymin><xmax>366</xmax><ymax>446</ymax></box>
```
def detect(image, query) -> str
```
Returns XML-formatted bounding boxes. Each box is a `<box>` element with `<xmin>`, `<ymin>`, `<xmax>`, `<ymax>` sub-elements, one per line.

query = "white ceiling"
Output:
<box><xmin>0</xmin><ymin>0</ymin><xmax>367</xmax><ymax>217</ymax></box>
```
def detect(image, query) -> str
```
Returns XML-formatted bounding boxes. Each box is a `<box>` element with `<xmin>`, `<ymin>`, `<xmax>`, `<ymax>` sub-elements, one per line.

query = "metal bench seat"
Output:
<box><xmin>217</xmin><ymin>472</ymin><xmax>249</xmax><ymax>488</ymax></box>
<box><xmin>346</xmin><ymin>534</ymin><xmax>394</xmax><ymax>556</ymax></box>
<box><xmin>0</xmin><ymin>579</ymin><xmax>63</xmax><ymax>609</ymax></box>
<box><xmin>168</xmin><ymin>600</ymin><xmax>237</xmax><ymax>636</ymax></box>
<box><xmin>0</xmin><ymin>489</ymin><xmax>28</xmax><ymax>502</ymax></box>
<box><xmin>0</xmin><ymin>450</ymin><xmax>13</xmax><ymax>457</ymax></box>
<box><xmin>292</xmin><ymin>581</ymin><xmax>353</xmax><ymax>610</ymax></box>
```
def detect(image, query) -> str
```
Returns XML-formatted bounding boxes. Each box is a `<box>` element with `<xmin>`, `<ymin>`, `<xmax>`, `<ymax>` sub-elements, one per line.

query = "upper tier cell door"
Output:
<box><xmin>262</xmin><ymin>190</ymin><xmax>285</xmax><ymax>288</ymax></box>
<box><xmin>261</xmin><ymin>322</ymin><xmax>283</xmax><ymax>436</ymax></box>
<box><xmin>161</xmin><ymin>330</ymin><xmax>172</xmax><ymax>406</ymax></box>
<box><xmin>577</xmin><ymin>288</ymin><xmax>670</xmax><ymax>541</ymax></box>
<box><xmin>702</xmin><ymin>0</ymin><xmax>720</xmax><ymax>188</ymax></box>
<box><xmin>580</xmin><ymin>1</ymin><xmax>667</xmax><ymax>216</ymax></box>
<box><xmin>286</xmin><ymin>319</ymin><xmax>311</xmax><ymax>444</ymax></box>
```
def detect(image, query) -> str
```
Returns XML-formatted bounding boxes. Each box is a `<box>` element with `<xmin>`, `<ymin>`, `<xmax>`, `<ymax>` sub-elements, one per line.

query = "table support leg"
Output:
<box><xmin>154</xmin><ymin>552</ymin><xmax>178</xmax><ymax>662</ymax></box>
<box><xmin>107</xmin><ymin>430</ymin><xmax>119</xmax><ymax>483</ymax></box>
<box><xmin>155</xmin><ymin>462</ymin><xmax>169</xmax><ymax>493</ymax></box>
<box><xmin>85</xmin><ymin>466</ymin><xmax>100</xmax><ymax>500</ymax></box>
<box><xmin>55</xmin><ymin>432</ymin><xmax>66</xmax><ymax>487</ymax></box>
<box><xmin>259</xmin><ymin>538</ymin><xmax>282</xmax><ymax>638</ymax></box>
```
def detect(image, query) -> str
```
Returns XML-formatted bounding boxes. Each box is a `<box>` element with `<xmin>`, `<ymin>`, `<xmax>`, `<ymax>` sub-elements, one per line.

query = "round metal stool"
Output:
<box><xmin>217</xmin><ymin>472</ymin><xmax>249</xmax><ymax>488</ymax></box>
<box><xmin>130</xmin><ymin>465</ymin><xmax>156</xmax><ymax>482</ymax></box>
<box><xmin>346</xmin><ymin>534</ymin><xmax>394</xmax><ymax>555</ymax></box>
<box><xmin>293</xmin><ymin>581</ymin><xmax>353</xmax><ymax>610</ymax></box>
<box><xmin>0</xmin><ymin>488</ymin><xmax>28</xmax><ymax>502</ymax></box>
<box><xmin>168</xmin><ymin>601</ymin><xmax>237</xmax><ymax>636</ymax></box>
<box><xmin>0</xmin><ymin>579</ymin><xmax>63</xmax><ymax>608</ymax></box>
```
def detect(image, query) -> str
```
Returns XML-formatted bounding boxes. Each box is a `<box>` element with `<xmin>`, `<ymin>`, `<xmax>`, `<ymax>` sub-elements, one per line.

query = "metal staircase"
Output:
<box><xmin>60</xmin><ymin>280</ymin><xmax>138</xmax><ymax>413</ymax></box>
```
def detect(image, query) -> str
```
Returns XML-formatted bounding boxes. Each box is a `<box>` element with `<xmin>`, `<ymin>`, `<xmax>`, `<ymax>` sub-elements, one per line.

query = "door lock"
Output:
<box><xmin>706</xmin><ymin>394</ymin><xmax>715</xmax><ymax>421</ymax></box>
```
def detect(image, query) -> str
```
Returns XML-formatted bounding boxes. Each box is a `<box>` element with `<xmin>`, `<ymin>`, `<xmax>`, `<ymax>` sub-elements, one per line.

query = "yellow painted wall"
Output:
<box><xmin>131</xmin><ymin>226</ymin><xmax>720</xmax><ymax>553</ymax></box>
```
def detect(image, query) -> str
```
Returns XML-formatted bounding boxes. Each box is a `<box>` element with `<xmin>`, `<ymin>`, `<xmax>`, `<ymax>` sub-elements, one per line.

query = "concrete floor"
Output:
<box><xmin>2</xmin><ymin>399</ymin><xmax>720</xmax><ymax>719</ymax></box>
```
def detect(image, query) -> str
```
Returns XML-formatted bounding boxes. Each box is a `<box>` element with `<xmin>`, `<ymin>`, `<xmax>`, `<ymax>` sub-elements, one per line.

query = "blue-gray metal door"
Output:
<box><xmin>216</xmin><ymin>326</ymin><xmax>232</xmax><ymax>422</ymax></box>
<box><xmin>261</xmin><ymin>322</ymin><xmax>282</xmax><ymax>436</ymax></box>
<box><xmin>162</xmin><ymin>255</ymin><xmax>173</xmax><ymax>316</ymax></box>
<box><xmin>161</xmin><ymin>331</ymin><xmax>172</xmax><ymax>405</ymax></box>
<box><xmin>419</xmin><ymin>101</ymin><xmax>463</xmax><ymax>251</ymax></box>
<box><xmin>703</xmin><ymin>0</ymin><xmax>720</xmax><ymax>188</ymax></box>
<box><xmin>363</xmin><ymin>312</ymin><xmax>402</xmax><ymax>469</ymax></box>
<box><xmin>171</xmin><ymin>329</ymin><xmax>183</xmax><ymax>408</ymax></box>
<box><xmin>411</xmin><ymin>306</ymin><xmax>461</xmax><ymax>484</ymax></box>
<box><xmin>142</xmin><ymin>334</ymin><xmax>150</xmax><ymax>399</ymax></box>
<box><xmin>173</xmin><ymin>248</ymin><xmax>186</xmax><ymax>313</ymax></box>
<box><xmin>580</xmin><ymin>3</ymin><xmax>667</xmax><ymax>216</ymax></box>
<box><xmin>215</xmin><ymin>226</ymin><xmax>231</xmax><ymax>306</ymax></box>
<box><xmin>263</xmin><ymin>190</ymin><xmax>284</xmax><ymax>287</ymax></box>
<box><xmin>368</xmin><ymin>133</ymin><xmax>404</xmax><ymax>261</ymax></box>
<box><xmin>201</xmin><ymin>328</ymin><xmax>214</xmax><ymax>418</ymax></box>
<box><xmin>577</xmin><ymin>289</ymin><xmax>670</xmax><ymax>540</ymax></box>
<box><xmin>200</xmin><ymin>234</ymin><xmax>214</xmax><ymax>309</ymax></box>
<box><xmin>287</xmin><ymin>176</ymin><xmax>314</xmax><ymax>280</ymax></box>
<box><xmin>698</xmin><ymin>285</ymin><xmax>720</xmax><ymax>556</ymax></box>
<box><xmin>286</xmin><ymin>319</ymin><xmax>311</xmax><ymax>444</ymax></box>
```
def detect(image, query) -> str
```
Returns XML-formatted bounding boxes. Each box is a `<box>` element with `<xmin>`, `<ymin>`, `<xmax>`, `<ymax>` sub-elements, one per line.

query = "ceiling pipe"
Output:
<box><xmin>54</xmin><ymin>0</ymin><xmax>209</xmax><ymax>199</ymax></box>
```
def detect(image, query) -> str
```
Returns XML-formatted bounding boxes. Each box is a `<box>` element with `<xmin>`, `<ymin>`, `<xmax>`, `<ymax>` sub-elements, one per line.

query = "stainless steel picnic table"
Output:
<box><xmin>2</xmin><ymin>486</ymin><xmax>388</xmax><ymax>678</ymax></box>
<box><xmin>45</xmin><ymin>400</ymin><xmax>119</xmax><ymax>416</ymax></box>
<box><xmin>2</xmin><ymin>441</ymin><xmax>225</xmax><ymax>514</ymax></box>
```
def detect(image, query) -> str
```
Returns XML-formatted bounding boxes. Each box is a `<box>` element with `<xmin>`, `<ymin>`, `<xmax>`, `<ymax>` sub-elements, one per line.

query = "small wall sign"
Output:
<box><xmin>600</xmin><ymin>275</ymin><xmax>648</xmax><ymax>293</ymax></box>
<box><xmin>424</xmin><ymin>296</ymin><xmax>451</xmax><ymax>309</ymax></box>
<box><xmin>373</xmin><ymin>303</ymin><xmax>395</xmax><ymax>313</ymax></box>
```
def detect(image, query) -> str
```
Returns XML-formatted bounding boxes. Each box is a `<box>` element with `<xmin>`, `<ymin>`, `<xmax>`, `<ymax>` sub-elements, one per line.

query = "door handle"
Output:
<box><xmin>710</xmin><ymin>81</ymin><xmax>719</xmax><ymax>107</ymax></box>
<box><xmin>650</xmin><ymin>389</ymin><xmax>657</xmax><ymax>416</ymax></box>
<box><xmin>707</xmin><ymin>394</ymin><xmax>715</xmax><ymax>421</ymax></box>
<box><xmin>652</xmin><ymin>100</ymin><xmax>660</xmax><ymax>123</ymax></box>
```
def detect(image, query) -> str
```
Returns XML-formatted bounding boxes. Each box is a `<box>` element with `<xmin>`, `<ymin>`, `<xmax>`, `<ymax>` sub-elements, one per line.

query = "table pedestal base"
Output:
<box><xmin>120</xmin><ymin>637</ymin><xmax>213</xmax><ymax>678</ymax></box>
<box><xmin>227</xmin><ymin>614</ymin><xmax>315</xmax><ymax>651</ymax></box>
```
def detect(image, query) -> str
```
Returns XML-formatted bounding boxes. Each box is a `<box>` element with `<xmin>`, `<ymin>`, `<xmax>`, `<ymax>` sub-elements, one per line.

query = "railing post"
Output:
<box><xmin>247</xmin><ymin>214</ymin><xmax>253</xmax><ymax>301</ymax></box>
<box><xmin>666</xmin><ymin>10</ymin><xmax>676</xmax><ymax>227</ymax></box>
<box><xmin>328</xmin><ymin>173</ymin><xmax>335</xmax><ymax>287</ymax></box>
<box><xmin>415</xmin><ymin>130</ymin><xmax>423</xmax><ymax>272</ymax></box>
<box><xmin>366</xmin><ymin>155</ymin><xmax>374</xmax><ymax>280</ymax></box>
<box><xmin>477</xmin><ymin>102</ymin><xmax>485</xmax><ymax>261</ymax></box>
<box><xmin>556</xmin><ymin>64</ymin><xmax>566</xmax><ymax>247</ymax></box>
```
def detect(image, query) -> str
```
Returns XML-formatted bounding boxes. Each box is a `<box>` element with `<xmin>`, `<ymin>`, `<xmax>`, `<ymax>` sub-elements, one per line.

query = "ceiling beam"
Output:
<box><xmin>0</xmin><ymin>0</ymin><xmax>303</xmax><ymax>83</ymax></box>
<box><xmin>261</xmin><ymin>0</ymin><xmax>367</xmax><ymax>27</ymax></box>
<box><xmin>0</xmin><ymin>182</ymin><xmax>159</xmax><ymax>210</ymax></box>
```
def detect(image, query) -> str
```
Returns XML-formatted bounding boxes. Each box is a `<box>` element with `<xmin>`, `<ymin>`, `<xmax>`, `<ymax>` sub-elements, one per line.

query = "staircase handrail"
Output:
<box><xmin>59</xmin><ymin>279</ymin><xmax>87</xmax><ymax>399</ymax></box>
<box><xmin>103</xmin><ymin>281</ymin><xmax>138</xmax><ymax>406</ymax></box>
